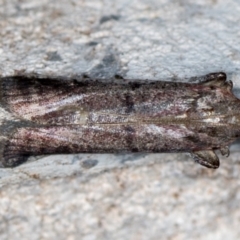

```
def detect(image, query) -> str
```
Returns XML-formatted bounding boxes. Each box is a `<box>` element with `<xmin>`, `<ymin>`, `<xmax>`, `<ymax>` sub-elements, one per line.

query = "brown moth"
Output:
<box><xmin>0</xmin><ymin>72</ymin><xmax>238</xmax><ymax>168</ymax></box>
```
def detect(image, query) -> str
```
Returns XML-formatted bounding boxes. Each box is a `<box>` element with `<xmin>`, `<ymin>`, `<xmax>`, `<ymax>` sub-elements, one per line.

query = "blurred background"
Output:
<box><xmin>0</xmin><ymin>0</ymin><xmax>240</xmax><ymax>239</ymax></box>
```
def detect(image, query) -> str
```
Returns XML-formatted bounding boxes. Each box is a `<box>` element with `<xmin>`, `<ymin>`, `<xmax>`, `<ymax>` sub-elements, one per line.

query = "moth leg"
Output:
<box><xmin>191</xmin><ymin>150</ymin><xmax>220</xmax><ymax>169</ymax></box>
<box><xmin>220</xmin><ymin>146</ymin><xmax>230</xmax><ymax>157</ymax></box>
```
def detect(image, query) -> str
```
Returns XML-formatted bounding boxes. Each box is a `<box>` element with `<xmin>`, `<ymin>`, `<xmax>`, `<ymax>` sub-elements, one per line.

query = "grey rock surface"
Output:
<box><xmin>0</xmin><ymin>0</ymin><xmax>240</xmax><ymax>239</ymax></box>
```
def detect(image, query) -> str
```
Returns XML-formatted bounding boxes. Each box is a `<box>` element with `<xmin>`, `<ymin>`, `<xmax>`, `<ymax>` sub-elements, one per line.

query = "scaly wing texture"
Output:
<box><xmin>0</xmin><ymin>76</ymin><xmax>202</xmax><ymax>125</ymax></box>
<box><xmin>2</xmin><ymin>123</ymin><xmax>235</xmax><ymax>167</ymax></box>
<box><xmin>1</xmin><ymin>72</ymin><xmax>240</xmax><ymax>168</ymax></box>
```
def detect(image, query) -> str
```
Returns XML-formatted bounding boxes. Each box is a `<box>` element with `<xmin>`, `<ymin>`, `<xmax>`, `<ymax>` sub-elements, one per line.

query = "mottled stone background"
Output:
<box><xmin>0</xmin><ymin>0</ymin><xmax>240</xmax><ymax>239</ymax></box>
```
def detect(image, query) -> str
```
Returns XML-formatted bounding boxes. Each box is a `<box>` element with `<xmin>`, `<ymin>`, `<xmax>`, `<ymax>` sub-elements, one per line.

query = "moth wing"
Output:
<box><xmin>1</xmin><ymin>124</ymin><xmax>135</xmax><ymax>167</ymax></box>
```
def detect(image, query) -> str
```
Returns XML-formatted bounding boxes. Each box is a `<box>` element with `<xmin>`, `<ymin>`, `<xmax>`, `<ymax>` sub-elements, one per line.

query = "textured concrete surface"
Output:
<box><xmin>1</xmin><ymin>0</ymin><xmax>240</xmax><ymax>239</ymax></box>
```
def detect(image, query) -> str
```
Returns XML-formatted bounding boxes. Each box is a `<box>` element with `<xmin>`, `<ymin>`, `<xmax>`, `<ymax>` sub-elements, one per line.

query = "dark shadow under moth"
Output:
<box><xmin>0</xmin><ymin>72</ymin><xmax>238</xmax><ymax>168</ymax></box>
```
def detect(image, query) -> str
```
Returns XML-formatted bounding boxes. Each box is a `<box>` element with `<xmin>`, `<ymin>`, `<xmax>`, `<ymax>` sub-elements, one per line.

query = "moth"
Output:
<box><xmin>0</xmin><ymin>72</ymin><xmax>238</xmax><ymax>168</ymax></box>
